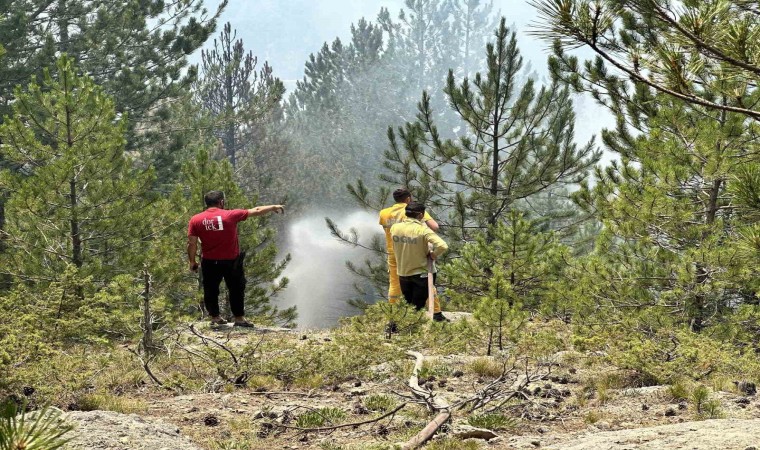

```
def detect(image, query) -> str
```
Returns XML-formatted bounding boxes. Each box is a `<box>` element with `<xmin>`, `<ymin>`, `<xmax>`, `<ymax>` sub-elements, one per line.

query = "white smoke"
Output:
<box><xmin>276</xmin><ymin>209</ymin><xmax>380</xmax><ymax>329</ymax></box>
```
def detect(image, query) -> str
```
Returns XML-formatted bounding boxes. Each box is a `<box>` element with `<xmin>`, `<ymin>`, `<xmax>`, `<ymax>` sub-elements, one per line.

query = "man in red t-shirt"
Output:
<box><xmin>187</xmin><ymin>190</ymin><xmax>284</xmax><ymax>327</ymax></box>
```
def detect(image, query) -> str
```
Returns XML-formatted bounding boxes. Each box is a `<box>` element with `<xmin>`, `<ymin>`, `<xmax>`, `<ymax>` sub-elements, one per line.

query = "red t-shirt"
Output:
<box><xmin>187</xmin><ymin>207</ymin><xmax>249</xmax><ymax>260</ymax></box>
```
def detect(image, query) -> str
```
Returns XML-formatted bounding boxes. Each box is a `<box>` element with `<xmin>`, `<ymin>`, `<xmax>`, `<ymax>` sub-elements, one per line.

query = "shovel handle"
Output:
<box><xmin>427</xmin><ymin>256</ymin><xmax>435</xmax><ymax>319</ymax></box>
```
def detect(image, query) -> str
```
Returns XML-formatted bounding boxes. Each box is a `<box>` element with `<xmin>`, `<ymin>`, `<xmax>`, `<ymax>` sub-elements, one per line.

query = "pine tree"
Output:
<box><xmin>381</xmin><ymin>18</ymin><xmax>599</xmax><ymax>242</ymax></box>
<box><xmin>195</xmin><ymin>22</ymin><xmax>286</xmax><ymax>172</ymax></box>
<box><xmin>0</xmin><ymin>56</ymin><xmax>169</xmax><ymax>343</ymax></box>
<box><xmin>444</xmin><ymin>213</ymin><xmax>569</xmax><ymax>311</ymax></box>
<box><xmin>448</xmin><ymin>0</ymin><xmax>497</xmax><ymax>78</ymax></box>
<box><xmin>530</xmin><ymin>0</ymin><xmax>760</xmax><ymax>120</ymax></box>
<box><xmin>0</xmin><ymin>0</ymin><xmax>225</xmax><ymax>143</ymax></box>
<box><xmin>570</xmin><ymin>93</ymin><xmax>757</xmax><ymax>331</ymax></box>
<box><xmin>0</xmin><ymin>56</ymin><xmax>155</xmax><ymax>288</ymax></box>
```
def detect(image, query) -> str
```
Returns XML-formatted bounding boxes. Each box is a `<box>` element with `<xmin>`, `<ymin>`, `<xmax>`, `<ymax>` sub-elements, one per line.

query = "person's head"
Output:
<box><xmin>204</xmin><ymin>190</ymin><xmax>225</xmax><ymax>208</ymax></box>
<box><xmin>393</xmin><ymin>187</ymin><xmax>412</xmax><ymax>204</ymax></box>
<box><xmin>405</xmin><ymin>201</ymin><xmax>425</xmax><ymax>220</ymax></box>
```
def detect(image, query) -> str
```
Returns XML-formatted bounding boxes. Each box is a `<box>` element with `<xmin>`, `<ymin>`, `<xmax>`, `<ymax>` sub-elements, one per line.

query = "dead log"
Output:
<box><xmin>402</xmin><ymin>351</ymin><xmax>451</xmax><ymax>449</ymax></box>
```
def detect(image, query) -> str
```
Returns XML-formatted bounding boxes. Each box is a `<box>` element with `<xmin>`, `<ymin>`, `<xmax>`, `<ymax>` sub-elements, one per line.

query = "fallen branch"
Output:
<box><xmin>402</xmin><ymin>351</ymin><xmax>451</xmax><ymax>450</ymax></box>
<box><xmin>273</xmin><ymin>402</ymin><xmax>407</xmax><ymax>432</ymax></box>
<box><xmin>189</xmin><ymin>324</ymin><xmax>239</xmax><ymax>366</ymax></box>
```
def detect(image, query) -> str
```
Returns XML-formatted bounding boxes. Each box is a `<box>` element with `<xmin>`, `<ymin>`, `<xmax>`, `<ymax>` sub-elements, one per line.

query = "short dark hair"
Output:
<box><xmin>204</xmin><ymin>190</ymin><xmax>225</xmax><ymax>207</ymax></box>
<box><xmin>393</xmin><ymin>188</ymin><xmax>411</xmax><ymax>202</ymax></box>
<box><xmin>405</xmin><ymin>201</ymin><xmax>425</xmax><ymax>218</ymax></box>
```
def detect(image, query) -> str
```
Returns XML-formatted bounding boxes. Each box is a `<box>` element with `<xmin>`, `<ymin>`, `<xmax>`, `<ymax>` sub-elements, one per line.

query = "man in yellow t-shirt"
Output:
<box><xmin>390</xmin><ymin>202</ymin><xmax>449</xmax><ymax>322</ymax></box>
<box><xmin>379</xmin><ymin>188</ymin><xmax>439</xmax><ymax>307</ymax></box>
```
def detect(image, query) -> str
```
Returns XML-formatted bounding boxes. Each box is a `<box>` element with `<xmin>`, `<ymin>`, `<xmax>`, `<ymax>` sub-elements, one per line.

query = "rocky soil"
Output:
<box><xmin>64</xmin><ymin>410</ymin><xmax>202</xmax><ymax>450</ymax></box>
<box><xmin>49</xmin><ymin>318</ymin><xmax>760</xmax><ymax>449</ymax></box>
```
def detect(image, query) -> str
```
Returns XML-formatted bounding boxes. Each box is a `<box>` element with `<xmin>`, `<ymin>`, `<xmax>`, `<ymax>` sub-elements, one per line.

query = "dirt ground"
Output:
<box><xmin>75</xmin><ymin>325</ymin><xmax>758</xmax><ymax>450</ymax></box>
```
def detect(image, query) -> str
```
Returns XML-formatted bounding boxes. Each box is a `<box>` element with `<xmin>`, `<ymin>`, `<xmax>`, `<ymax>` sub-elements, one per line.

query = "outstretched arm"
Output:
<box><xmin>425</xmin><ymin>218</ymin><xmax>439</xmax><ymax>231</ymax></box>
<box><xmin>247</xmin><ymin>204</ymin><xmax>285</xmax><ymax>217</ymax></box>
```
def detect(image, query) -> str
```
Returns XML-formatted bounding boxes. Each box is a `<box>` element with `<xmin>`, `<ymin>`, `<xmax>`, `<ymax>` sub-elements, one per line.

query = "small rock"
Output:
<box><xmin>744</xmin><ymin>446</ymin><xmax>757</xmax><ymax>450</ymax></box>
<box><xmin>438</xmin><ymin>379</ymin><xmax>447</xmax><ymax>388</ymax></box>
<box><xmin>642</xmin><ymin>404</ymin><xmax>649</xmax><ymax>411</ymax></box>
<box><xmin>323</xmin><ymin>337</ymin><xmax>332</xmax><ymax>342</ymax></box>
<box><xmin>664</xmin><ymin>408</ymin><xmax>676</xmax><ymax>417</ymax></box>
<box><xmin>452</xmin><ymin>370</ymin><xmax>464</xmax><ymax>378</ymax></box>
<box><xmin>188</xmin><ymin>407</ymin><xmax>199</xmax><ymax>413</ymax></box>
<box><xmin>203</xmin><ymin>415</ymin><xmax>219</xmax><ymax>426</ymax></box>
<box><xmin>736</xmin><ymin>397</ymin><xmax>751</xmax><ymax>405</ymax></box>
<box><xmin>678</xmin><ymin>401</ymin><xmax>687</xmax><ymax>410</ymax></box>
<box><xmin>569</xmin><ymin>368</ymin><xmax>577</xmax><ymax>374</ymax></box>
<box><xmin>537</xmin><ymin>427</ymin><xmax>547</xmax><ymax>434</ymax></box>
<box><xmin>531</xmin><ymin>440</ymin><xmax>541</xmax><ymax>447</ymax></box>
<box><xmin>352</xmin><ymin>402</ymin><xmax>369</xmax><ymax>415</ymax></box>
<box><xmin>300</xmin><ymin>334</ymin><xmax>307</xmax><ymax>340</ymax></box>
<box><xmin>353</xmin><ymin>381</ymin><xmax>362</xmax><ymax>387</ymax></box>
<box><xmin>446</xmin><ymin>387</ymin><xmax>455</xmax><ymax>392</ymax></box>
<box><xmin>452</xmin><ymin>425</ymin><xmax>499</xmax><ymax>441</ymax></box>
<box><xmin>22</xmin><ymin>386</ymin><xmax>35</xmax><ymax>397</ymax></box>
<box><xmin>735</xmin><ymin>381</ymin><xmax>757</xmax><ymax>396</ymax></box>
<box><xmin>596</xmin><ymin>421</ymin><xmax>611</xmax><ymax>430</ymax></box>
<box><xmin>350</xmin><ymin>388</ymin><xmax>366</xmax><ymax>397</ymax></box>
<box><xmin>424</xmin><ymin>382</ymin><xmax>434</xmax><ymax>390</ymax></box>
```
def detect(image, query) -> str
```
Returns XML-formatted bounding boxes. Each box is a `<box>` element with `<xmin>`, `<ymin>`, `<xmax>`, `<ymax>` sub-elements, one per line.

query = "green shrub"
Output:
<box><xmin>0</xmin><ymin>402</ymin><xmax>73</xmax><ymax>450</ymax></box>
<box><xmin>667</xmin><ymin>380</ymin><xmax>690</xmax><ymax>401</ymax></box>
<box><xmin>364</xmin><ymin>395</ymin><xmax>397</xmax><ymax>413</ymax></box>
<box><xmin>75</xmin><ymin>393</ymin><xmax>147</xmax><ymax>414</ymax></box>
<box><xmin>467</xmin><ymin>358</ymin><xmax>503</xmax><ymax>378</ymax></box>
<box><xmin>423</xmin><ymin>438</ymin><xmax>480</xmax><ymax>450</ymax></box>
<box><xmin>295</xmin><ymin>407</ymin><xmax>346</xmax><ymax>428</ymax></box>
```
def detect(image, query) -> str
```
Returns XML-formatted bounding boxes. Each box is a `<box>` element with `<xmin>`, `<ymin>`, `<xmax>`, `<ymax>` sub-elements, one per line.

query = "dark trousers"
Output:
<box><xmin>201</xmin><ymin>258</ymin><xmax>246</xmax><ymax>317</ymax></box>
<box><xmin>399</xmin><ymin>273</ymin><xmax>436</xmax><ymax>310</ymax></box>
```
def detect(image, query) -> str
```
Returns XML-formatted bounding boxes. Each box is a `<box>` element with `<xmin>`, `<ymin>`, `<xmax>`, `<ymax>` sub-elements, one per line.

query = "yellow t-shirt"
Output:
<box><xmin>379</xmin><ymin>203</ymin><xmax>432</xmax><ymax>256</ymax></box>
<box><xmin>390</xmin><ymin>218</ymin><xmax>448</xmax><ymax>276</ymax></box>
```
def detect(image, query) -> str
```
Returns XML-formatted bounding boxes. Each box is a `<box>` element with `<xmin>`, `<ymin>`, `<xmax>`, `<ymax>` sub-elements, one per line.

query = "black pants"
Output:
<box><xmin>201</xmin><ymin>258</ymin><xmax>246</xmax><ymax>317</ymax></box>
<box><xmin>399</xmin><ymin>273</ymin><xmax>436</xmax><ymax>310</ymax></box>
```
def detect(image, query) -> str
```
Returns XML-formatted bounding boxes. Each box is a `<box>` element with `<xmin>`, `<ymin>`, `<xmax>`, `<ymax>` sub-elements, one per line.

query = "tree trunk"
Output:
<box><xmin>142</xmin><ymin>268</ymin><xmax>154</xmax><ymax>357</ymax></box>
<box><xmin>225</xmin><ymin>70</ymin><xmax>236</xmax><ymax>168</ymax></box>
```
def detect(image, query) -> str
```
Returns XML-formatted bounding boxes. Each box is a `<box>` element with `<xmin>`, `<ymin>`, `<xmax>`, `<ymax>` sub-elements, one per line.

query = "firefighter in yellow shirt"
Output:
<box><xmin>390</xmin><ymin>201</ymin><xmax>449</xmax><ymax>322</ymax></box>
<box><xmin>379</xmin><ymin>188</ymin><xmax>439</xmax><ymax>307</ymax></box>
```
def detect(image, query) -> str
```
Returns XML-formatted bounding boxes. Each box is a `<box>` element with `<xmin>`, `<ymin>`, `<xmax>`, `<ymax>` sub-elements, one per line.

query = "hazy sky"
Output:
<box><xmin>203</xmin><ymin>0</ymin><xmax>554</xmax><ymax>84</ymax></box>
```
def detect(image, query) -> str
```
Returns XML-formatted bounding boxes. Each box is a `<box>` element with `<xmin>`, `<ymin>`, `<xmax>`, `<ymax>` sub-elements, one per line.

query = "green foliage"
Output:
<box><xmin>193</xmin><ymin>22</ymin><xmax>291</xmax><ymax>204</ymax></box>
<box><xmin>364</xmin><ymin>395</ymin><xmax>397</xmax><ymax>413</ymax></box>
<box><xmin>467</xmin><ymin>358</ymin><xmax>504</xmax><ymax>378</ymax></box>
<box><xmin>667</xmin><ymin>380</ymin><xmax>690</xmax><ymax>402</ymax></box>
<box><xmin>446</xmin><ymin>216</ymin><xmax>567</xmax><ymax>307</ymax></box>
<box><xmin>0</xmin><ymin>402</ymin><xmax>73</xmax><ymax>450</ymax></box>
<box><xmin>0</xmin><ymin>0</ymin><xmax>224</xmax><ymax>148</ymax></box>
<box><xmin>348</xmin><ymin>301</ymin><xmax>426</xmax><ymax>338</ymax></box>
<box><xmin>295</xmin><ymin>407</ymin><xmax>346</xmax><ymax>428</ymax></box>
<box><xmin>533</xmin><ymin>0</ymin><xmax>760</xmax><ymax>121</ymax></box>
<box><xmin>288</xmin><ymin>1</ymin><xmax>498</xmax><ymax>209</ymax></box>
<box><xmin>75</xmin><ymin>393</ymin><xmax>146</xmax><ymax>414</ymax></box>
<box><xmin>467</xmin><ymin>412</ymin><xmax>517</xmax><ymax>431</ymax></box>
<box><xmin>0</xmin><ymin>56</ymin><xmax>155</xmax><ymax>284</ymax></box>
<box><xmin>577</xmin><ymin>322</ymin><xmax>760</xmax><ymax>385</ymax></box>
<box><xmin>423</xmin><ymin>438</ymin><xmax>480</xmax><ymax>450</ymax></box>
